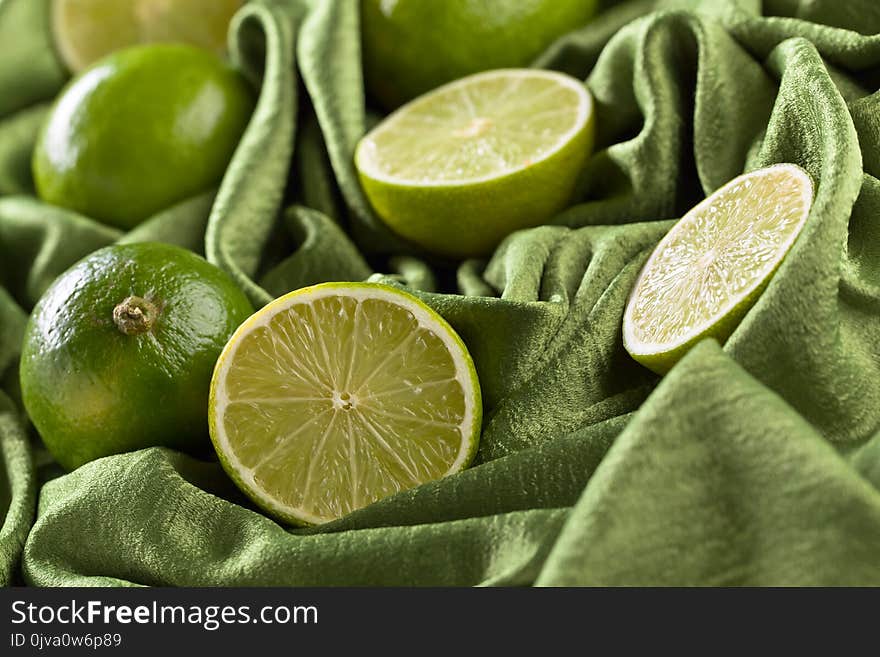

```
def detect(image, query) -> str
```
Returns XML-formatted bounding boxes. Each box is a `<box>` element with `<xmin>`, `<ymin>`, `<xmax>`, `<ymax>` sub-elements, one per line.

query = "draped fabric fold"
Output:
<box><xmin>1</xmin><ymin>0</ymin><xmax>878</xmax><ymax>586</ymax></box>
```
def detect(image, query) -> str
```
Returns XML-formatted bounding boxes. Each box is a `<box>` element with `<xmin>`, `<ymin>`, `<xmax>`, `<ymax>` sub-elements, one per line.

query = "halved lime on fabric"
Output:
<box><xmin>622</xmin><ymin>164</ymin><xmax>814</xmax><ymax>374</ymax></box>
<box><xmin>52</xmin><ymin>0</ymin><xmax>243</xmax><ymax>73</ymax></box>
<box><xmin>209</xmin><ymin>282</ymin><xmax>482</xmax><ymax>526</ymax></box>
<box><xmin>355</xmin><ymin>69</ymin><xmax>595</xmax><ymax>259</ymax></box>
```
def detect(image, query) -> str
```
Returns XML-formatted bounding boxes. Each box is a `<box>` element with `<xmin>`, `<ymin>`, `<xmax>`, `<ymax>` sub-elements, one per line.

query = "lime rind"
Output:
<box><xmin>209</xmin><ymin>282</ymin><xmax>482</xmax><ymax>526</ymax></box>
<box><xmin>622</xmin><ymin>164</ymin><xmax>814</xmax><ymax>373</ymax></box>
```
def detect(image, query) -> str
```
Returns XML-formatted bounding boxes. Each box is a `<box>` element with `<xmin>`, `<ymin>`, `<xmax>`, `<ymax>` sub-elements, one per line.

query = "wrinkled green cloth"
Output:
<box><xmin>1</xmin><ymin>0</ymin><xmax>879</xmax><ymax>586</ymax></box>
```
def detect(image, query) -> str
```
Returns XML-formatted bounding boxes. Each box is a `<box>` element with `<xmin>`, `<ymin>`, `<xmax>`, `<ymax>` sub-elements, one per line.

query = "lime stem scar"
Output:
<box><xmin>113</xmin><ymin>296</ymin><xmax>159</xmax><ymax>335</ymax></box>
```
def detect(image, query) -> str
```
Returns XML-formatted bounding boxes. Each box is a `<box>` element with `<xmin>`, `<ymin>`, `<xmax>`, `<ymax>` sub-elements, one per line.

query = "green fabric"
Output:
<box><xmin>1</xmin><ymin>0</ymin><xmax>879</xmax><ymax>586</ymax></box>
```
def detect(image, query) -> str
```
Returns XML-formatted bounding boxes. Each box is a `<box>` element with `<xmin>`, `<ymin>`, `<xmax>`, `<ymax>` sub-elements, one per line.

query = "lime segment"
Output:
<box><xmin>209</xmin><ymin>283</ymin><xmax>482</xmax><ymax>526</ymax></box>
<box><xmin>355</xmin><ymin>69</ymin><xmax>595</xmax><ymax>258</ymax></box>
<box><xmin>623</xmin><ymin>164</ymin><xmax>814</xmax><ymax>374</ymax></box>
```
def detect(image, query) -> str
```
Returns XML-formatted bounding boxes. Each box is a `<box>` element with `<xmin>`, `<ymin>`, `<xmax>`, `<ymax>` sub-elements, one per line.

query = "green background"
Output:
<box><xmin>1</xmin><ymin>0</ymin><xmax>879</xmax><ymax>586</ymax></box>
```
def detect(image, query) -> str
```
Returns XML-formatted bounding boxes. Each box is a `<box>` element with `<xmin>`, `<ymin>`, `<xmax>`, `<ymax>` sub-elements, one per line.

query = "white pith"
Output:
<box><xmin>212</xmin><ymin>284</ymin><xmax>479</xmax><ymax>525</ymax></box>
<box><xmin>355</xmin><ymin>68</ymin><xmax>594</xmax><ymax>187</ymax></box>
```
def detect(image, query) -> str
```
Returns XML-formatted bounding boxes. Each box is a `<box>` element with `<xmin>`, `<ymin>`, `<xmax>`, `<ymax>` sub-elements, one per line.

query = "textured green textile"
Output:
<box><xmin>1</xmin><ymin>0</ymin><xmax>879</xmax><ymax>586</ymax></box>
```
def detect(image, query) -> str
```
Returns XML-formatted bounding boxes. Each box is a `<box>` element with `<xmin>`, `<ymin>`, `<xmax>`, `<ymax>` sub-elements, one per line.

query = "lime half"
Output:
<box><xmin>52</xmin><ymin>0</ymin><xmax>243</xmax><ymax>73</ymax></box>
<box><xmin>355</xmin><ymin>69</ymin><xmax>595</xmax><ymax>258</ymax></box>
<box><xmin>209</xmin><ymin>282</ymin><xmax>482</xmax><ymax>526</ymax></box>
<box><xmin>623</xmin><ymin>164</ymin><xmax>814</xmax><ymax>374</ymax></box>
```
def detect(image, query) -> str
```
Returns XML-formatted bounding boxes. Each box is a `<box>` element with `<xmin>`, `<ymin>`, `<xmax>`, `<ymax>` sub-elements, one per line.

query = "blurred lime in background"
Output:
<box><xmin>361</xmin><ymin>0</ymin><xmax>599</xmax><ymax>109</ymax></box>
<box><xmin>52</xmin><ymin>0</ymin><xmax>244</xmax><ymax>73</ymax></box>
<box><xmin>32</xmin><ymin>43</ymin><xmax>255</xmax><ymax>230</ymax></box>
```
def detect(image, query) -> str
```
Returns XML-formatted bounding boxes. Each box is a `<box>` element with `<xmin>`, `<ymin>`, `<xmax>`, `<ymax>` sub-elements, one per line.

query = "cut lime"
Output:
<box><xmin>52</xmin><ymin>0</ymin><xmax>243</xmax><ymax>73</ymax></box>
<box><xmin>623</xmin><ymin>164</ymin><xmax>814</xmax><ymax>374</ymax></box>
<box><xmin>209</xmin><ymin>282</ymin><xmax>482</xmax><ymax>526</ymax></box>
<box><xmin>355</xmin><ymin>69</ymin><xmax>595</xmax><ymax>259</ymax></box>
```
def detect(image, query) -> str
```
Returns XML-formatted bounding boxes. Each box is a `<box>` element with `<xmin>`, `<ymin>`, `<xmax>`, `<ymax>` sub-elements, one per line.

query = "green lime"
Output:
<box><xmin>361</xmin><ymin>0</ymin><xmax>598</xmax><ymax>108</ymax></box>
<box><xmin>209</xmin><ymin>282</ymin><xmax>482</xmax><ymax>526</ymax></box>
<box><xmin>32</xmin><ymin>43</ymin><xmax>254</xmax><ymax>230</ymax></box>
<box><xmin>20</xmin><ymin>242</ymin><xmax>253</xmax><ymax>471</ymax></box>
<box><xmin>355</xmin><ymin>69</ymin><xmax>595</xmax><ymax>259</ymax></box>
<box><xmin>622</xmin><ymin>164</ymin><xmax>814</xmax><ymax>374</ymax></box>
<box><xmin>52</xmin><ymin>0</ymin><xmax>244</xmax><ymax>73</ymax></box>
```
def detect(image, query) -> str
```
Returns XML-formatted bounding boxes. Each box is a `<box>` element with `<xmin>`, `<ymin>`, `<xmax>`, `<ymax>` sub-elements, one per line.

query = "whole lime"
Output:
<box><xmin>361</xmin><ymin>0</ymin><xmax>599</xmax><ymax>109</ymax></box>
<box><xmin>32</xmin><ymin>43</ymin><xmax>254</xmax><ymax>230</ymax></box>
<box><xmin>20</xmin><ymin>242</ymin><xmax>253</xmax><ymax>470</ymax></box>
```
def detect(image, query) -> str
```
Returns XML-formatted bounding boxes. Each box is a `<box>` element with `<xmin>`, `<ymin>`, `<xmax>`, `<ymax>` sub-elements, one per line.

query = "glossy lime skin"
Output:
<box><xmin>361</xmin><ymin>0</ymin><xmax>598</xmax><ymax>108</ymax></box>
<box><xmin>32</xmin><ymin>43</ymin><xmax>254</xmax><ymax>229</ymax></box>
<box><xmin>20</xmin><ymin>242</ymin><xmax>253</xmax><ymax>470</ymax></box>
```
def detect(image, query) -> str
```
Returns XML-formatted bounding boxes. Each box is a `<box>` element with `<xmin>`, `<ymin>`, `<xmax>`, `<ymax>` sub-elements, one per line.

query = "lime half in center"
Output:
<box><xmin>209</xmin><ymin>282</ymin><xmax>482</xmax><ymax>525</ymax></box>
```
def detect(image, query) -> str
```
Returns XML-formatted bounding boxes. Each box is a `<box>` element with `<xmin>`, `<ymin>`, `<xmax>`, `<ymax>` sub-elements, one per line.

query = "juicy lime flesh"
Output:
<box><xmin>212</xmin><ymin>284</ymin><xmax>481</xmax><ymax>525</ymax></box>
<box><xmin>624</xmin><ymin>164</ymin><xmax>813</xmax><ymax>360</ymax></box>
<box><xmin>358</xmin><ymin>69</ymin><xmax>590</xmax><ymax>185</ymax></box>
<box><xmin>53</xmin><ymin>0</ymin><xmax>243</xmax><ymax>72</ymax></box>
